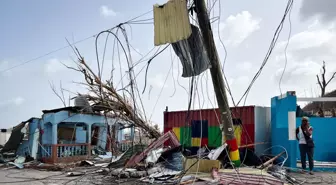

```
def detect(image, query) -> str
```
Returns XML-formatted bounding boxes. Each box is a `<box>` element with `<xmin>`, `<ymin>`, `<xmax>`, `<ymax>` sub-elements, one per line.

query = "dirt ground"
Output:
<box><xmin>288</xmin><ymin>172</ymin><xmax>336</xmax><ymax>185</ymax></box>
<box><xmin>0</xmin><ymin>168</ymin><xmax>163</xmax><ymax>185</ymax></box>
<box><xmin>0</xmin><ymin>168</ymin><xmax>335</xmax><ymax>185</ymax></box>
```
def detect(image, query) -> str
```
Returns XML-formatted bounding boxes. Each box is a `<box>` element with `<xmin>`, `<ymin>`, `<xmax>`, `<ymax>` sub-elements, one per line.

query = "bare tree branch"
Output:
<box><xmin>49</xmin><ymin>81</ymin><xmax>66</xmax><ymax>107</ymax></box>
<box><xmin>316</xmin><ymin>61</ymin><xmax>335</xmax><ymax>97</ymax></box>
<box><xmin>322</xmin><ymin>61</ymin><xmax>326</xmax><ymax>87</ymax></box>
<box><xmin>326</xmin><ymin>72</ymin><xmax>336</xmax><ymax>86</ymax></box>
<box><xmin>61</xmin><ymin>62</ymin><xmax>82</xmax><ymax>73</ymax></box>
<box><xmin>317</xmin><ymin>75</ymin><xmax>323</xmax><ymax>89</ymax></box>
<box><xmin>59</xmin><ymin>81</ymin><xmax>66</xmax><ymax>106</ymax></box>
<box><xmin>67</xmin><ymin>47</ymin><xmax>160</xmax><ymax>139</ymax></box>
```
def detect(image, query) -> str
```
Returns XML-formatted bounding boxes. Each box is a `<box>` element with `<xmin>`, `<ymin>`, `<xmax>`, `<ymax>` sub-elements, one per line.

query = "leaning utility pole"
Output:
<box><xmin>194</xmin><ymin>0</ymin><xmax>241</xmax><ymax>166</ymax></box>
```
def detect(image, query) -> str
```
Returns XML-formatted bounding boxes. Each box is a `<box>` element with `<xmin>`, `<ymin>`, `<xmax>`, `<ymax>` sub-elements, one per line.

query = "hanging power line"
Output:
<box><xmin>237</xmin><ymin>0</ymin><xmax>294</xmax><ymax>106</ymax></box>
<box><xmin>279</xmin><ymin>1</ymin><xmax>293</xmax><ymax>95</ymax></box>
<box><xmin>0</xmin><ymin>35</ymin><xmax>96</xmax><ymax>73</ymax></box>
<box><xmin>0</xmin><ymin>10</ymin><xmax>154</xmax><ymax>74</ymax></box>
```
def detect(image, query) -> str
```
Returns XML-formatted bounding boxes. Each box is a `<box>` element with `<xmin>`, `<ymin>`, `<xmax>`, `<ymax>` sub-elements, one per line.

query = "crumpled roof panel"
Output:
<box><xmin>153</xmin><ymin>0</ymin><xmax>191</xmax><ymax>46</ymax></box>
<box><xmin>1</xmin><ymin>122</ymin><xmax>25</xmax><ymax>153</ymax></box>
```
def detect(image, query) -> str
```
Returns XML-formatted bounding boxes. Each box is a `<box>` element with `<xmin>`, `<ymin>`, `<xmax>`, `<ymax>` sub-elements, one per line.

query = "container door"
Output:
<box><xmin>191</xmin><ymin>120</ymin><xmax>208</xmax><ymax>147</ymax></box>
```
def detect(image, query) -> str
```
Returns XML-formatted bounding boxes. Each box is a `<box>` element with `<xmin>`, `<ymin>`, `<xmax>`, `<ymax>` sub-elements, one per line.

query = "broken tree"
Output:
<box><xmin>317</xmin><ymin>61</ymin><xmax>336</xmax><ymax>97</ymax></box>
<box><xmin>66</xmin><ymin>48</ymin><xmax>161</xmax><ymax>139</ymax></box>
<box><xmin>316</xmin><ymin>61</ymin><xmax>336</xmax><ymax>116</ymax></box>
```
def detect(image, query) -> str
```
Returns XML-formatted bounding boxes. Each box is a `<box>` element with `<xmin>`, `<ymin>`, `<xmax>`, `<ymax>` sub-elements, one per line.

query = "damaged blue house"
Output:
<box><xmin>3</xmin><ymin>106</ymin><xmax>132</xmax><ymax>164</ymax></box>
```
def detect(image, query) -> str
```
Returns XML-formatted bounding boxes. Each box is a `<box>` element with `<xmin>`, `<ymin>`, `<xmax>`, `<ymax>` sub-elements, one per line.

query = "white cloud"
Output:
<box><xmin>273</xmin><ymin>61</ymin><xmax>322</xmax><ymax>85</ymax></box>
<box><xmin>0</xmin><ymin>61</ymin><xmax>8</xmax><ymax>71</ymax></box>
<box><xmin>0</xmin><ymin>96</ymin><xmax>25</xmax><ymax>107</ymax></box>
<box><xmin>236</xmin><ymin>61</ymin><xmax>252</xmax><ymax>71</ymax></box>
<box><xmin>0</xmin><ymin>61</ymin><xmax>12</xmax><ymax>77</ymax></box>
<box><xmin>234</xmin><ymin>76</ymin><xmax>249</xmax><ymax>84</ymax></box>
<box><xmin>300</xmin><ymin>0</ymin><xmax>336</xmax><ymax>23</ymax></box>
<box><xmin>13</xmin><ymin>97</ymin><xmax>24</xmax><ymax>105</ymax></box>
<box><xmin>272</xmin><ymin>20</ymin><xmax>336</xmax><ymax>92</ymax></box>
<box><xmin>220</xmin><ymin>11</ymin><xmax>261</xmax><ymax>46</ymax></box>
<box><xmin>100</xmin><ymin>6</ymin><xmax>117</xmax><ymax>18</ymax></box>
<box><xmin>44</xmin><ymin>58</ymin><xmax>72</xmax><ymax>74</ymax></box>
<box><xmin>149</xmin><ymin>74</ymin><xmax>169</xmax><ymax>89</ymax></box>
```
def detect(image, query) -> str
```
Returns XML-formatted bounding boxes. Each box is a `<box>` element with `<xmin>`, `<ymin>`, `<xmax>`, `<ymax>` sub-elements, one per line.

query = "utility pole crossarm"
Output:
<box><xmin>194</xmin><ymin>0</ymin><xmax>241</xmax><ymax>166</ymax></box>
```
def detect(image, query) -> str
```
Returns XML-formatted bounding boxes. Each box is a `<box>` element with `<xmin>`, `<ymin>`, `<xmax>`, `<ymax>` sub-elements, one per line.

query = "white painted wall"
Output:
<box><xmin>0</xmin><ymin>132</ymin><xmax>11</xmax><ymax>146</ymax></box>
<box><xmin>254</xmin><ymin>106</ymin><xmax>272</xmax><ymax>155</ymax></box>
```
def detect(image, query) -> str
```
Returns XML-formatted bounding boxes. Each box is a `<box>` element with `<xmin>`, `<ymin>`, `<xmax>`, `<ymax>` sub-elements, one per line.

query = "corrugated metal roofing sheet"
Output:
<box><xmin>164</xmin><ymin>106</ymin><xmax>255</xmax><ymax>128</ymax></box>
<box><xmin>164</xmin><ymin>106</ymin><xmax>257</xmax><ymax>148</ymax></box>
<box><xmin>216</xmin><ymin>168</ymin><xmax>285</xmax><ymax>185</ymax></box>
<box><xmin>153</xmin><ymin>0</ymin><xmax>191</xmax><ymax>46</ymax></box>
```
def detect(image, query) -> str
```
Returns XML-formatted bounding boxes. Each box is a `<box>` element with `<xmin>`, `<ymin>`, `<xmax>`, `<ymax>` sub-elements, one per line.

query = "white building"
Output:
<box><xmin>0</xmin><ymin>128</ymin><xmax>12</xmax><ymax>146</ymax></box>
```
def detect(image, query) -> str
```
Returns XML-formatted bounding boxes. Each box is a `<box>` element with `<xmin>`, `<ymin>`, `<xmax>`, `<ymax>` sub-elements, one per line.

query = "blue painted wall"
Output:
<box><xmin>40</xmin><ymin>110</ymin><xmax>115</xmax><ymax>147</ymax></box>
<box><xmin>16</xmin><ymin>109</ymin><xmax>126</xmax><ymax>158</ymax></box>
<box><xmin>272</xmin><ymin>91</ymin><xmax>336</xmax><ymax>169</ymax></box>
<box><xmin>17</xmin><ymin>118</ymin><xmax>40</xmax><ymax>156</ymax></box>
<box><xmin>42</xmin><ymin>122</ymin><xmax>52</xmax><ymax>144</ymax></box>
<box><xmin>271</xmin><ymin>92</ymin><xmax>297</xmax><ymax>168</ymax></box>
<box><xmin>76</xmin><ymin>127</ymin><xmax>87</xmax><ymax>143</ymax></box>
<box><xmin>296</xmin><ymin>117</ymin><xmax>336</xmax><ymax>162</ymax></box>
<box><xmin>17</xmin><ymin>140</ymin><xmax>30</xmax><ymax>156</ymax></box>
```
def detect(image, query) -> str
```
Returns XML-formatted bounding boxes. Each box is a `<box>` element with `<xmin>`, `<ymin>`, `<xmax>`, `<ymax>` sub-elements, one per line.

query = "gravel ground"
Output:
<box><xmin>289</xmin><ymin>172</ymin><xmax>336</xmax><ymax>185</ymax></box>
<box><xmin>0</xmin><ymin>168</ymin><xmax>164</xmax><ymax>185</ymax></box>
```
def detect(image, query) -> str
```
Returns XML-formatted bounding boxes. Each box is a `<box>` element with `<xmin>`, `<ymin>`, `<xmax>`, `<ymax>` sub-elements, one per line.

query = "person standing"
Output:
<box><xmin>296</xmin><ymin>117</ymin><xmax>314</xmax><ymax>175</ymax></box>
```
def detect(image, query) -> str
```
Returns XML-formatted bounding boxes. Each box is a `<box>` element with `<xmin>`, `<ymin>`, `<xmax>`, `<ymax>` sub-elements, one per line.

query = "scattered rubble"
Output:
<box><xmin>0</xmin><ymin>128</ymin><xmax>301</xmax><ymax>185</ymax></box>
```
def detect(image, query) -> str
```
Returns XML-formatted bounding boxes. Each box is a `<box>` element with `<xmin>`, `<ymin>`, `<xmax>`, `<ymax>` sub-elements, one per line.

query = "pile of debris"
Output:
<box><xmin>106</xmin><ymin>131</ymin><xmax>292</xmax><ymax>184</ymax></box>
<box><xmin>0</xmin><ymin>130</ymin><xmax>305</xmax><ymax>184</ymax></box>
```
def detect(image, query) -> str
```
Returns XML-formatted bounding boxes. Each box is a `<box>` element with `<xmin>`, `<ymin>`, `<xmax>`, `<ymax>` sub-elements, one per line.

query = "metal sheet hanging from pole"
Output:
<box><xmin>153</xmin><ymin>0</ymin><xmax>191</xmax><ymax>46</ymax></box>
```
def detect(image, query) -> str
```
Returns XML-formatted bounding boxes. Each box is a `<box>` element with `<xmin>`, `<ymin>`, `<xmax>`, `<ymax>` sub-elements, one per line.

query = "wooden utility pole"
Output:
<box><xmin>194</xmin><ymin>0</ymin><xmax>241</xmax><ymax>166</ymax></box>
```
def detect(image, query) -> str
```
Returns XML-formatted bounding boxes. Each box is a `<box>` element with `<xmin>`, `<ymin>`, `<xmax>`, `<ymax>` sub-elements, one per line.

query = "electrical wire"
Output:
<box><xmin>142</xmin><ymin>44</ymin><xmax>170</xmax><ymax>94</ymax></box>
<box><xmin>149</xmin><ymin>59</ymin><xmax>173</xmax><ymax>121</ymax></box>
<box><xmin>0</xmin><ymin>35</ymin><xmax>95</xmax><ymax>73</ymax></box>
<box><xmin>217</xmin><ymin>1</ymin><xmax>295</xmax><ymax>168</ymax></box>
<box><xmin>169</xmin><ymin>47</ymin><xmax>177</xmax><ymax>98</ymax></box>
<box><xmin>237</xmin><ymin>0</ymin><xmax>294</xmax><ymax>106</ymax></box>
<box><xmin>90</xmin><ymin>1</ymin><xmax>332</xmax><ymax>185</ymax></box>
<box><xmin>279</xmin><ymin>0</ymin><xmax>293</xmax><ymax>96</ymax></box>
<box><xmin>257</xmin><ymin>0</ymin><xmax>294</xmax><ymax>149</ymax></box>
<box><xmin>0</xmin><ymin>9</ymin><xmax>154</xmax><ymax>74</ymax></box>
<box><xmin>202</xmin><ymin>0</ymin><xmax>253</xmax><ymax>168</ymax></box>
<box><xmin>176</xmin><ymin>1</ymin><xmax>295</xmax><ymax>184</ymax></box>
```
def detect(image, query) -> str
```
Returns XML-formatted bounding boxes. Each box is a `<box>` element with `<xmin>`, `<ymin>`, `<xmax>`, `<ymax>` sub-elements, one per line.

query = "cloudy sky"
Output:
<box><xmin>1</xmin><ymin>0</ymin><xmax>336</xmax><ymax>129</ymax></box>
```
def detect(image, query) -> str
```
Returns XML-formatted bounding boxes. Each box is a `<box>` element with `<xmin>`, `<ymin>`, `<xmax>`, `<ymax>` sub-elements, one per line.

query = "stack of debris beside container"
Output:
<box><xmin>0</xmin><ymin>126</ymin><xmax>305</xmax><ymax>185</ymax></box>
<box><xmin>105</xmin><ymin>130</ymin><xmax>296</xmax><ymax>184</ymax></box>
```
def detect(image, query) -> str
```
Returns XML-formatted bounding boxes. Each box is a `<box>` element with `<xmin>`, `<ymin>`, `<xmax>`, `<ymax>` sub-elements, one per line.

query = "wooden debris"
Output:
<box><xmin>184</xmin><ymin>158</ymin><xmax>221</xmax><ymax>173</ymax></box>
<box><xmin>258</xmin><ymin>151</ymin><xmax>286</xmax><ymax>169</ymax></box>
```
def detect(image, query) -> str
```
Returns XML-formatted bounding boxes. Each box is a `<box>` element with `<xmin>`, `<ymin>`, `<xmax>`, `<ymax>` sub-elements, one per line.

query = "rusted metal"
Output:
<box><xmin>217</xmin><ymin>173</ymin><xmax>284</xmax><ymax>185</ymax></box>
<box><xmin>125</xmin><ymin>131</ymin><xmax>180</xmax><ymax>167</ymax></box>
<box><xmin>41</xmin><ymin>143</ymin><xmax>90</xmax><ymax>164</ymax></box>
<box><xmin>239</xmin><ymin>142</ymin><xmax>267</xmax><ymax>149</ymax></box>
<box><xmin>164</xmin><ymin>106</ymin><xmax>256</xmax><ymax>128</ymax></box>
<box><xmin>258</xmin><ymin>151</ymin><xmax>286</xmax><ymax>169</ymax></box>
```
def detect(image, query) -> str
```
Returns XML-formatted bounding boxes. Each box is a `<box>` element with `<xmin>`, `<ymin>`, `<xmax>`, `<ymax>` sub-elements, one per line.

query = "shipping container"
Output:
<box><xmin>163</xmin><ymin>106</ymin><xmax>271</xmax><ymax>154</ymax></box>
<box><xmin>164</xmin><ymin>106</ymin><xmax>255</xmax><ymax>128</ymax></box>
